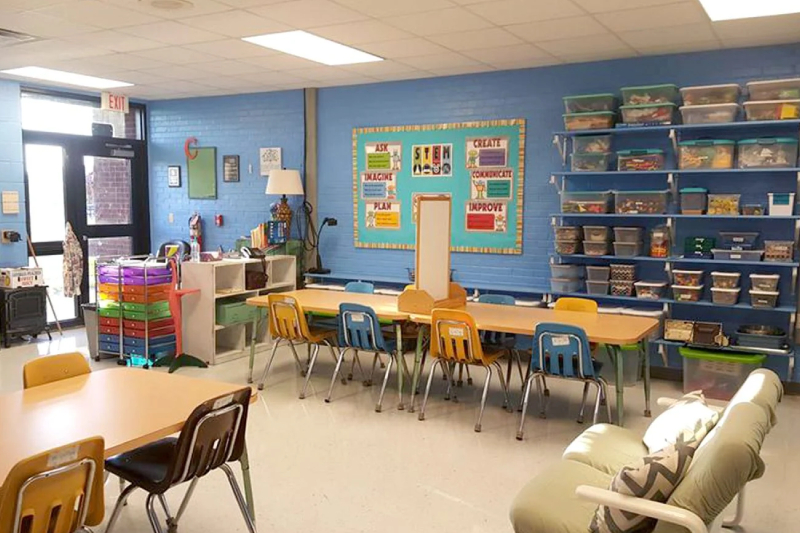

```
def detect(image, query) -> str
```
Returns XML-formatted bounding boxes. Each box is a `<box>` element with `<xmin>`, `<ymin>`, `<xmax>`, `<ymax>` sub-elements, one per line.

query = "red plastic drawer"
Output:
<box><xmin>124</xmin><ymin>326</ymin><xmax>175</xmax><ymax>339</ymax></box>
<box><xmin>123</xmin><ymin>318</ymin><xmax>173</xmax><ymax>330</ymax></box>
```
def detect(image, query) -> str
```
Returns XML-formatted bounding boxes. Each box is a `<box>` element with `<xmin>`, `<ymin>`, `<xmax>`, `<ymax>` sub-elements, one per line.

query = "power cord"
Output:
<box><xmin>298</xmin><ymin>199</ymin><xmax>318</xmax><ymax>253</ymax></box>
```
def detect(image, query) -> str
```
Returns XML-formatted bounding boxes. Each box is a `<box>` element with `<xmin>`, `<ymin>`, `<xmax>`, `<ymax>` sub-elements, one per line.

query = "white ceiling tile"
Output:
<box><xmin>8</xmin><ymin>39</ymin><xmax>112</xmax><ymax>60</ymax></box>
<box><xmin>432</xmin><ymin>64</ymin><xmax>497</xmax><ymax>77</ymax></box>
<box><xmin>462</xmin><ymin>44</ymin><xmax>550</xmax><ymax>64</ymax></box>
<box><xmin>489</xmin><ymin>56</ymin><xmax>563</xmax><ymax>71</ymax></box>
<box><xmin>398</xmin><ymin>52</ymin><xmax>481</xmax><ymax>70</ymax></box>
<box><xmin>119</xmin><ymin>21</ymin><xmax>225</xmax><ymax>45</ymax></box>
<box><xmin>595</xmin><ymin>2</ymin><xmax>709</xmax><ymax>33</ymax></box>
<box><xmin>147</xmin><ymin>80</ymin><xmax>217</xmax><ymax>93</ymax></box>
<box><xmin>185</xmin><ymin>38</ymin><xmax>279</xmax><ymax>58</ymax></box>
<box><xmin>428</xmin><ymin>28</ymin><xmax>522</xmax><ymax>51</ymax></box>
<box><xmin>138</xmin><ymin>65</ymin><xmax>215</xmax><ymax>80</ymax></box>
<box><xmin>178</xmin><ymin>10</ymin><xmax>291</xmax><ymax>38</ymax></box>
<box><xmin>191</xmin><ymin>60</ymin><xmax>264</xmax><ymax>75</ymax></box>
<box><xmin>239</xmin><ymin>54</ymin><xmax>320</xmax><ymax>70</ymax></box>
<box><xmin>359</xmin><ymin>38</ymin><xmax>450</xmax><ymax>59</ymax></box>
<box><xmin>713</xmin><ymin>13</ymin><xmax>800</xmax><ymax>42</ymax></box>
<box><xmin>384</xmin><ymin>7</ymin><xmax>493</xmax><ymax>36</ymax></box>
<box><xmin>290</xmin><ymin>66</ymin><xmax>376</xmax><ymax>81</ymax></box>
<box><xmin>111</xmin><ymin>70</ymin><xmax>171</xmax><ymax>85</ymax></box>
<box><xmin>0</xmin><ymin>11</ymin><xmax>101</xmax><ymax>38</ymax></box>
<box><xmin>537</xmin><ymin>33</ymin><xmax>634</xmax><ymax>57</ymax></box>
<box><xmin>33</xmin><ymin>1</ymin><xmax>161</xmax><ymax>29</ymax></box>
<box><xmin>103</xmin><ymin>0</ymin><xmax>232</xmax><ymax>19</ymax></box>
<box><xmin>1</xmin><ymin>0</ymin><xmax>68</xmax><ymax>9</ymax></box>
<box><xmin>342</xmin><ymin>60</ymin><xmax>422</xmax><ymax>77</ymax></box>
<box><xmin>571</xmin><ymin>0</ymin><xmax>680</xmax><ymax>13</ymax></box>
<box><xmin>238</xmin><ymin>70</ymin><xmax>310</xmax><ymax>85</ymax></box>
<box><xmin>506</xmin><ymin>16</ymin><xmax>609</xmax><ymax>43</ymax></box>
<box><xmin>65</xmin><ymin>30</ymin><xmax>165</xmax><ymax>52</ymax></box>
<box><xmin>31</xmin><ymin>58</ymin><xmax>126</xmax><ymax>77</ymax></box>
<box><xmin>186</xmin><ymin>75</ymin><xmax>257</xmax><ymax>88</ymax></box>
<box><xmin>89</xmin><ymin>53</ymin><xmax>172</xmax><ymax>70</ymax></box>
<box><xmin>556</xmin><ymin>49</ymin><xmax>639</xmax><ymax>64</ymax></box>
<box><xmin>248</xmin><ymin>0</ymin><xmax>368</xmax><ymax>28</ymax></box>
<box><xmin>131</xmin><ymin>46</ymin><xmax>215</xmax><ymax>64</ymax></box>
<box><xmin>466</xmin><ymin>0</ymin><xmax>584</xmax><ymax>26</ymax></box>
<box><xmin>217</xmin><ymin>0</ymin><xmax>289</xmax><ymax>6</ymax></box>
<box><xmin>303</xmin><ymin>76</ymin><xmax>375</xmax><ymax>88</ymax></box>
<box><xmin>720</xmin><ymin>33</ymin><xmax>800</xmax><ymax>49</ymax></box>
<box><xmin>448</xmin><ymin>0</ymin><xmax>492</xmax><ymax>4</ymax></box>
<box><xmin>332</xmin><ymin>0</ymin><xmax>456</xmax><ymax>18</ymax></box>
<box><xmin>309</xmin><ymin>20</ymin><xmax>413</xmax><ymax>45</ymax></box>
<box><xmin>618</xmin><ymin>22</ymin><xmax>718</xmax><ymax>50</ymax></box>
<box><xmin>370</xmin><ymin>70</ymin><xmax>432</xmax><ymax>82</ymax></box>
<box><xmin>635</xmin><ymin>40</ymin><xmax>721</xmax><ymax>56</ymax></box>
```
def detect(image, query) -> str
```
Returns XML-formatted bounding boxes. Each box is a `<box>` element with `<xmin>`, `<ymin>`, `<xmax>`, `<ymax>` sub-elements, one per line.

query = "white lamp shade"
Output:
<box><xmin>265</xmin><ymin>169</ymin><xmax>304</xmax><ymax>195</ymax></box>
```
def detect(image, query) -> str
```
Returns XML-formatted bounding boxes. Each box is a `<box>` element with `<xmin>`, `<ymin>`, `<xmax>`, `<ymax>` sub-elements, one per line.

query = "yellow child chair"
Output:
<box><xmin>257</xmin><ymin>293</ymin><xmax>339</xmax><ymax>399</ymax></box>
<box><xmin>22</xmin><ymin>352</ymin><xmax>91</xmax><ymax>389</ymax></box>
<box><xmin>418</xmin><ymin>309</ymin><xmax>512</xmax><ymax>432</ymax></box>
<box><xmin>0</xmin><ymin>437</ymin><xmax>105</xmax><ymax>533</ymax></box>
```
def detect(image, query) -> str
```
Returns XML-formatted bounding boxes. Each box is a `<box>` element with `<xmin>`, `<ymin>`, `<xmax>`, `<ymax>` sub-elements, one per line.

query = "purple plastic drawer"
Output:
<box><xmin>122</xmin><ymin>266</ymin><xmax>171</xmax><ymax>277</ymax></box>
<box><xmin>99</xmin><ymin>274</ymin><xmax>121</xmax><ymax>284</ymax></box>
<box><xmin>122</xmin><ymin>274</ymin><xmax>173</xmax><ymax>286</ymax></box>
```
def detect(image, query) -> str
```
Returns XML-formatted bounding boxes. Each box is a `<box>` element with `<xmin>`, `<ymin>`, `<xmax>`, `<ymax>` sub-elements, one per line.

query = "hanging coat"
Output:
<box><xmin>63</xmin><ymin>222</ymin><xmax>83</xmax><ymax>297</ymax></box>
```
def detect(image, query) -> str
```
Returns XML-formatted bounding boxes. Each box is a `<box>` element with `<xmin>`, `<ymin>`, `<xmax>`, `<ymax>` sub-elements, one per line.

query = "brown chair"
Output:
<box><xmin>104</xmin><ymin>388</ymin><xmax>255</xmax><ymax>533</ymax></box>
<box><xmin>22</xmin><ymin>352</ymin><xmax>91</xmax><ymax>389</ymax></box>
<box><xmin>0</xmin><ymin>437</ymin><xmax>105</xmax><ymax>533</ymax></box>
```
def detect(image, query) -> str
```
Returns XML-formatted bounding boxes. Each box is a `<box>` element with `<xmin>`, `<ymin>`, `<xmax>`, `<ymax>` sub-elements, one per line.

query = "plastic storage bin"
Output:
<box><xmin>563</xmin><ymin>93</ymin><xmax>617</xmax><ymax>113</ymax></box>
<box><xmin>587</xmin><ymin>281</ymin><xmax>609</xmax><ymax>295</ymax></box>
<box><xmin>768</xmin><ymin>193</ymin><xmax>795</xmax><ymax>216</ymax></box>
<box><xmin>707</xmin><ymin>194</ymin><xmax>740</xmax><ymax>215</ymax></box>
<box><xmin>750</xmin><ymin>274</ymin><xmax>780</xmax><ymax>291</ymax></box>
<box><xmin>680</xmin><ymin>188</ymin><xmax>708</xmax><ymax>214</ymax></box>
<box><xmin>564</xmin><ymin>111</ymin><xmax>616</xmax><ymax>131</ymax></box>
<box><xmin>550</xmin><ymin>264</ymin><xmax>584</xmax><ymax>279</ymax></box>
<box><xmin>678</xmin><ymin>140</ymin><xmax>735</xmax><ymax>169</ymax></box>
<box><xmin>555</xmin><ymin>240</ymin><xmax>581</xmax><ymax>255</ymax></box>
<box><xmin>746</xmin><ymin>78</ymin><xmax>800</xmax><ymax>101</ymax></box>
<box><xmin>615</xmin><ymin>190</ymin><xmax>669</xmax><ymax>214</ymax></box>
<box><xmin>719</xmin><ymin>232</ymin><xmax>759</xmax><ymax>250</ymax></box>
<box><xmin>572</xmin><ymin>152</ymin><xmax>611</xmax><ymax>172</ymax></box>
<box><xmin>712</xmin><ymin>249</ymin><xmax>764</xmax><ymax>261</ymax></box>
<box><xmin>679</xmin><ymin>104</ymin><xmax>739</xmax><ymax>124</ymax></box>
<box><xmin>764</xmin><ymin>240</ymin><xmax>794</xmax><ymax>262</ymax></box>
<box><xmin>610</xmin><ymin>264</ymin><xmax>636</xmax><ymax>281</ymax></box>
<box><xmin>680</xmin><ymin>84</ymin><xmax>740</xmax><ymax>106</ymax></box>
<box><xmin>738</xmin><ymin>138</ymin><xmax>799</xmax><ymax>168</ymax></box>
<box><xmin>634</xmin><ymin>281</ymin><xmax>666</xmax><ymax>300</ymax></box>
<box><xmin>711</xmin><ymin>287</ymin><xmax>740</xmax><ymax>305</ymax></box>
<box><xmin>583</xmin><ymin>226</ymin><xmax>611</xmax><ymax>242</ymax></box>
<box><xmin>554</xmin><ymin>226</ymin><xmax>582</xmax><ymax>240</ymax></box>
<box><xmin>673</xmin><ymin>270</ymin><xmax>703</xmax><ymax>286</ymax></box>
<box><xmin>650</xmin><ymin>227</ymin><xmax>670</xmax><ymax>258</ymax></box>
<box><xmin>743</xmin><ymin>100</ymin><xmax>800</xmax><ymax>121</ymax></box>
<box><xmin>613</xmin><ymin>227</ymin><xmax>643</xmax><ymax>243</ymax></box>
<box><xmin>574</xmin><ymin>135</ymin><xmax>612</xmax><ymax>154</ymax></box>
<box><xmin>551</xmin><ymin>278</ymin><xmax>583</xmax><ymax>293</ymax></box>
<box><xmin>614</xmin><ymin>242</ymin><xmax>643</xmax><ymax>257</ymax></box>
<box><xmin>620</xmin><ymin>103</ymin><xmax>677</xmax><ymax>125</ymax></box>
<box><xmin>586</xmin><ymin>266</ymin><xmax>611</xmax><ymax>281</ymax></box>
<box><xmin>561</xmin><ymin>190</ymin><xmax>613</xmax><ymax>213</ymax></box>
<box><xmin>743</xmin><ymin>204</ymin><xmax>766</xmax><ymax>216</ymax></box>
<box><xmin>622</xmin><ymin>84</ymin><xmax>679</xmax><ymax>105</ymax></box>
<box><xmin>711</xmin><ymin>272</ymin><xmax>741</xmax><ymax>288</ymax></box>
<box><xmin>610</xmin><ymin>280</ymin><xmax>634</xmax><ymax>296</ymax></box>
<box><xmin>680</xmin><ymin>348</ymin><xmax>766</xmax><ymax>401</ymax></box>
<box><xmin>749</xmin><ymin>290</ymin><xmax>779</xmax><ymax>308</ymax></box>
<box><xmin>672</xmin><ymin>285</ymin><xmax>703</xmax><ymax>302</ymax></box>
<box><xmin>617</xmin><ymin>149</ymin><xmax>665</xmax><ymax>171</ymax></box>
<box><xmin>685</xmin><ymin>237</ymin><xmax>715</xmax><ymax>258</ymax></box>
<box><xmin>585</xmin><ymin>241</ymin><xmax>612</xmax><ymax>256</ymax></box>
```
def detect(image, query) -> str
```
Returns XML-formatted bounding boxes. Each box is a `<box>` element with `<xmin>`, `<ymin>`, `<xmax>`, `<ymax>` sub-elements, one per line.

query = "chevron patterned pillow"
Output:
<box><xmin>590</xmin><ymin>430</ymin><xmax>702</xmax><ymax>533</ymax></box>
<box><xmin>643</xmin><ymin>390</ymin><xmax>719</xmax><ymax>453</ymax></box>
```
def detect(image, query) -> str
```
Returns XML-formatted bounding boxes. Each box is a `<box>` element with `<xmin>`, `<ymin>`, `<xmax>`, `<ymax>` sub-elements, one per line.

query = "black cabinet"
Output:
<box><xmin>0</xmin><ymin>286</ymin><xmax>51</xmax><ymax>348</ymax></box>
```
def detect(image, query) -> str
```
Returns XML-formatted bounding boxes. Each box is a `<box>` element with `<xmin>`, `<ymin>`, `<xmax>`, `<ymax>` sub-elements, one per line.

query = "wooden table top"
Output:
<box><xmin>0</xmin><ymin>368</ymin><xmax>252</xmax><ymax>486</ymax></box>
<box><xmin>248</xmin><ymin>290</ymin><xmax>658</xmax><ymax>345</ymax></box>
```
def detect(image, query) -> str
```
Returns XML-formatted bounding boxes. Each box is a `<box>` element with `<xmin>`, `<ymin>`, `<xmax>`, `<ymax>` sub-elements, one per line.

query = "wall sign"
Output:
<box><xmin>365</xmin><ymin>141</ymin><xmax>402</xmax><ymax>171</ymax></box>
<box><xmin>361</xmin><ymin>171</ymin><xmax>397</xmax><ymax>200</ymax></box>
<box><xmin>259</xmin><ymin>147</ymin><xmax>282</xmax><ymax>177</ymax></box>
<box><xmin>167</xmin><ymin>166</ymin><xmax>181</xmax><ymax>188</ymax></box>
<box><xmin>223</xmin><ymin>155</ymin><xmax>240</xmax><ymax>182</ymax></box>
<box><xmin>365</xmin><ymin>201</ymin><xmax>401</xmax><ymax>229</ymax></box>
<box><xmin>411</xmin><ymin>144</ymin><xmax>452</xmax><ymax>177</ymax></box>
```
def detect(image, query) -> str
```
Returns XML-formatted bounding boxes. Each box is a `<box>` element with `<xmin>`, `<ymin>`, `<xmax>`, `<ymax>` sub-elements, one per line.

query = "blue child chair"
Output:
<box><xmin>344</xmin><ymin>281</ymin><xmax>375</xmax><ymax>293</ymax></box>
<box><xmin>477</xmin><ymin>293</ymin><xmax>525</xmax><ymax>388</ymax></box>
<box><xmin>516</xmin><ymin>323</ymin><xmax>611</xmax><ymax>440</ymax></box>
<box><xmin>326</xmin><ymin>303</ymin><xmax>400</xmax><ymax>412</ymax></box>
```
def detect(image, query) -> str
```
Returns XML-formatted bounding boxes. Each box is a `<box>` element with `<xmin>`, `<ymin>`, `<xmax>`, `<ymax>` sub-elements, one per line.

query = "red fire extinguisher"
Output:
<box><xmin>189</xmin><ymin>212</ymin><xmax>203</xmax><ymax>251</ymax></box>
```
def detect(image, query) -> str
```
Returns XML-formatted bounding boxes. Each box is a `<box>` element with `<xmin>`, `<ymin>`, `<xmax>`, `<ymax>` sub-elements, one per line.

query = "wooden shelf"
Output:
<box><xmin>553</xmin><ymin>168</ymin><xmax>800</xmax><ymax>177</ymax></box>
<box><xmin>554</xmin><ymin>119</ymin><xmax>800</xmax><ymax>137</ymax></box>
<box><xmin>214</xmin><ymin>289</ymin><xmax>257</xmax><ymax>299</ymax></box>
<box><xmin>552</xmin><ymin>291</ymin><xmax>796</xmax><ymax>313</ymax></box>
<box><xmin>552</xmin><ymin>253</ymin><xmax>799</xmax><ymax>268</ymax></box>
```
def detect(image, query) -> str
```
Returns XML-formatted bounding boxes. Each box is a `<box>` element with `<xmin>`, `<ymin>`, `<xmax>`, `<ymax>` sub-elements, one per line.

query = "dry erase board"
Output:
<box><xmin>352</xmin><ymin>119</ymin><xmax>525</xmax><ymax>254</ymax></box>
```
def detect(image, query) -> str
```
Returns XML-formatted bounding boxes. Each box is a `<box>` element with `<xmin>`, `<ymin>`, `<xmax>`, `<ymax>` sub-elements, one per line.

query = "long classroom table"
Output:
<box><xmin>247</xmin><ymin>290</ymin><xmax>660</xmax><ymax>426</ymax></box>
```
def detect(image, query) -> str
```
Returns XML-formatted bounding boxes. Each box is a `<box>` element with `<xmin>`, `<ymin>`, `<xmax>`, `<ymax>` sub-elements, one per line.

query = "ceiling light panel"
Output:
<box><xmin>0</xmin><ymin>66</ymin><xmax>132</xmax><ymax>88</ymax></box>
<box><xmin>243</xmin><ymin>31</ymin><xmax>382</xmax><ymax>66</ymax></box>
<box><xmin>699</xmin><ymin>0</ymin><xmax>800</xmax><ymax>21</ymax></box>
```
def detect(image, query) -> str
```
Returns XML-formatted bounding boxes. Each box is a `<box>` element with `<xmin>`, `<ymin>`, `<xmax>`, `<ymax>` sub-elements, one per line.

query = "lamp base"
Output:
<box><xmin>307</xmin><ymin>267</ymin><xmax>331</xmax><ymax>274</ymax></box>
<box><xmin>273</xmin><ymin>195</ymin><xmax>293</xmax><ymax>237</ymax></box>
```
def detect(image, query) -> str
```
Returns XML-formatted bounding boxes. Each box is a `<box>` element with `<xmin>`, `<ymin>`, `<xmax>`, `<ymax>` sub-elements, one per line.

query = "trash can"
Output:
<box><xmin>81</xmin><ymin>303</ymin><xmax>99</xmax><ymax>361</ymax></box>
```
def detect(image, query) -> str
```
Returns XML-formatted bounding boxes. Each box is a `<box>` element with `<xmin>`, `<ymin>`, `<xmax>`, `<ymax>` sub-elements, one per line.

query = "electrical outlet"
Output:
<box><xmin>168</xmin><ymin>213</ymin><xmax>174</xmax><ymax>223</ymax></box>
<box><xmin>1</xmin><ymin>230</ymin><xmax>21</xmax><ymax>243</ymax></box>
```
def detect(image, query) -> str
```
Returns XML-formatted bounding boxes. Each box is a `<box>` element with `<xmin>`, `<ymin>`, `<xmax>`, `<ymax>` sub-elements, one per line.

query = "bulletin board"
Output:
<box><xmin>188</xmin><ymin>147</ymin><xmax>217</xmax><ymax>199</ymax></box>
<box><xmin>352</xmin><ymin>119</ymin><xmax>525</xmax><ymax>254</ymax></box>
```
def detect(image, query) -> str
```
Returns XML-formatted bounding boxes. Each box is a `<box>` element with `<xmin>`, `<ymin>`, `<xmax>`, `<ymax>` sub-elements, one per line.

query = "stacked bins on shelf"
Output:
<box><xmin>97</xmin><ymin>259</ymin><xmax>176</xmax><ymax>366</ymax></box>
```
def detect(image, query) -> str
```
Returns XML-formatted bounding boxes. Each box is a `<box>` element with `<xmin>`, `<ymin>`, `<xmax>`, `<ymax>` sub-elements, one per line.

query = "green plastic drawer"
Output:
<box><xmin>216</xmin><ymin>302</ymin><xmax>265</xmax><ymax>326</ymax></box>
<box><xmin>121</xmin><ymin>301</ymin><xmax>170</xmax><ymax>312</ymax></box>
<box><xmin>99</xmin><ymin>307</ymin><xmax>121</xmax><ymax>318</ymax></box>
<box><xmin>123</xmin><ymin>308</ymin><xmax>172</xmax><ymax>321</ymax></box>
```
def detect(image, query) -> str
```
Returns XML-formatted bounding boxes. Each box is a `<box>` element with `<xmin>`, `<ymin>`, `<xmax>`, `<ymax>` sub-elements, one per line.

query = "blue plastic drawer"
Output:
<box><xmin>124</xmin><ymin>343</ymin><xmax>176</xmax><ymax>357</ymax></box>
<box><xmin>99</xmin><ymin>341</ymin><xmax>121</xmax><ymax>353</ymax></box>
<box><xmin>123</xmin><ymin>335</ymin><xmax>176</xmax><ymax>347</ymax></box>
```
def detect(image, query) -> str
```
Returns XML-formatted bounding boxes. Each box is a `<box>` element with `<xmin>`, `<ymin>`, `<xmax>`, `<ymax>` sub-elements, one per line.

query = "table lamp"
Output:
<box><xmin>265</xmin><ymin>169</ymin><xmax>304</xmax><ymax>236</ymax></box>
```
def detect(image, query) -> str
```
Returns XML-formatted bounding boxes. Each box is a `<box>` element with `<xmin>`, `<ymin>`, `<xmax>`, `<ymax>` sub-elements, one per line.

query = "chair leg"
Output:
<box><xmin>171</xmin><ymin>477</ymin><xmax>199</xmax><ymax>528</ymax></box>
<box><xmin>325</xmin><ymin>347</ymin><xmax>349</xmax><ymax>403</ymax></box>
<box><xmin>325</xmin><ymin>341</ymin><xmax>346</xmax><ymax>385</ymax></box>
<box><xmin>157</xmin><ymin>494</ymin><xmax>172</xmax><ymax>523</ymax></box>
<box><xmin>493</xmin><ymin>361</ymin><xmax>512</xmax><ymax>412</ymax></box>
<box><xmin>578</xmin><ymin>382</ymin><xmax>590</xmax><ymax>424</ymax></box>
<box><xmin>457</xmin><ymin>363</ymin><xmax>464</xmax><ymax>387</ymax></box>
<box><xmin>257</xmin><ymin>340</ymin><xmax>281</xmax><ymax>391</ymax></box>
<box><xmin>475</xmin><ymin>365</ymin><xmax>493</xmax><ymax>432</ymax></box>
<box><xmin>541</xmin><ymin>374</ymin><xmax>550</xmax><ymax>396</ymax></box>
<box><xmin>505</xmin><ymin>352</ymin><xmax>513</xmax><ymax>389</ymax></box>
<box><xmin>443</xmin><ymin>361</ymin><xmax>456</xmax><ymax>402</ymax></box>
<box><xmin>288</xmin><ymin>341</ymin><xmax>305</xmax><ymax>375</ymax></box>
<box><xmin>104</xmin><ymin>482</ymin><xmax>139</xmax><ymax>533</ymax></box>
<box><xmin>515</xmin><ymin>350</ymin><xmax>525</xmax><ymax>388</ymax></box>
<box><xmin>119</xmin><ymin>477</ymin><xmax>127</xmax><ymax>506</ymax></box>
<box><xmin>408</xmin><ymin>349</ymin><xmax>427</xmax><ymax>413</ymax></box>
<box><xmin>366</xmin><ymin>353</ymin><xmax>380</xmax><ymax>386</ymax></box>
<box><xmin>220</xmin><ymin>464</ymin><xmax>258</xmax><ymax>533</ymax></box>
<box><xmin>376</xmin><ymin>353</ymin><xmax>395</xmax><ymax>413</ymax></box>
<box><xmin>146</xmin><ymin>493</ymin><xmax>166</xmax><ymax>533</ymax></box>
<box><xmin>539</xmin><ymin>374</ymin><xmax>549</xmax><ymax>419</ymax></box>
<box><xmin>465</xmin><ymin>364</ymin><xmax>473</xmax><ymax>385</ymax></box>
<box><xmin>347</xmin><ymin>349</ymin><xmax>358</xmax><ymax>380</ymax></box>
<box><xmin>299</xmin><ymin>344</ymin><xmax>320</xmax><ymax>399</ymax></box>
<box><xmin>418</xmin><ymin>359</ymin><xmax>441</xmax><ymax>421</ymax></box>
<box><xmin>593</xmin><ymin>381</ymin><xmax>603</xmax><ymax>425</ymax></box>
<box><xmin>516</xmin><ymin>374</ymin><xmax>534</xmax><ymax>440</ymax></box>
<box><xmin>602</xmin><ymin>379</ymin><xmax>612</xmax><ymax>423</ymax></box>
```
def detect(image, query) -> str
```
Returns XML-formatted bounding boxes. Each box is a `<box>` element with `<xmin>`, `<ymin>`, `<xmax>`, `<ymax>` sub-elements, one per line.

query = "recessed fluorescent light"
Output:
<box><xmin>243</xmin><ymin>30</ymin><xmax>383</xmax><ymax>66</ymax></box>
<box><xmin>0</xmin><ymin>67</ymin><xmax>133</xmax><ymax>89</ymax></box>
<box><xmin>699</xmin><ymin>0</ymin><xmax>800</xmax><ymax>21</ymax></box>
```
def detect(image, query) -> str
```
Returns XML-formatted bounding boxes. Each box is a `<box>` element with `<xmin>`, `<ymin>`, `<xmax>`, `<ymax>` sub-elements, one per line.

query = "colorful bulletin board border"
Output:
<box><xmin>352</xmin><ymin>119</ymin><xmax>525</xmax><ymax>255</ymax></box>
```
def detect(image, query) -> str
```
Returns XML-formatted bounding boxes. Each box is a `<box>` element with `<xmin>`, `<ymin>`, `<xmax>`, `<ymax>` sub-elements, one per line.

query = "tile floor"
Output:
<box><xmin>1</xmin><ymin>329</ymin><xmax>798</xmax><ymax>533</ymax></box>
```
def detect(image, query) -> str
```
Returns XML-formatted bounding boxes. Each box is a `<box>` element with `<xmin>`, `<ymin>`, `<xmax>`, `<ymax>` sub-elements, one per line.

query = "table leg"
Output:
<box><xmin>240</xmin><ymin>442</ymin><xmax>255</xmax><ymax>524</ymax></box>
<box><xmin>396</xmin><ymin>322</ymin><xmax>405</xmax><ymax>410</ymax></box>
<box><xmin>247</xmin><ymin>312</ymin><xmax>259</xmax><ymax>384</ymax></box>
<box><xmin>408</xmin><ymin>325</ymin><xmax>426</xmax><ymax>414</ymax></box>
<box><xmin>610</xmin><ymin>345</ymin><xmax>625</xmax><ymax>427</ymax></box>
<box><xmin>641</xmin><ymin>340</ymin><xmax>651</xmax><ymax>417</ymax></box>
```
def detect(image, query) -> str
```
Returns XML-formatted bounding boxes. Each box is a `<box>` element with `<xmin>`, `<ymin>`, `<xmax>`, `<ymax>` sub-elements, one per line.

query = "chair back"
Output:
<box><xmin>337</xmin><ymin>303</ymin><xmax>387</xmax><ymax>352</ymax></box>
<box><xmin>157</xmin><ymin>240</ymin><xmax>190</xmax><ymax>259</ymax></box>
<box><xmin>267</xmin><ymin>293</ymin><xmax>310</xmax><ymax>341</ymax></box>
<box><xmin>554</xmin><ymin>297</ymin><xmax>598</xmax><ymax>314</ymax></box>
<box><xmin>431</xmin><ymin>309</ymin><xmax>487</xmax><ymax>364</ymax></box>
<box><xmin>344</xmin><ymin>281</ymin><xmax>374</xmax><ymax>294</ymax></box>
<box><xmin>168</xmin><ymin>388</ymin><xmax>252</xmax><ymax>488</ymax></box>
<box><xmin>0</xmin><ymin>437</ymin><xmax>105</xmax><ymax>533</ymax></box>
<box><xmin>532</xmin><ymin>322</ymin><xmax>596</xmax><ymax>379</ymax></box>
<box><xmin>478</xmin><ymin>294</ymin><xmax>515</xmax><ymax>344</ymax></box>
<box><xmin>23</xmin><ymin>353</ymin><xmax>91</xmax><ymax>389</ymax></box>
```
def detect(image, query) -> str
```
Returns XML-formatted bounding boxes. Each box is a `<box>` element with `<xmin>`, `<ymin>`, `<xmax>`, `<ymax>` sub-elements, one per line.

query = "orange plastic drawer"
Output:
<box><xmin>120</xmin><ymin>283</ymin><xmax>171</xmax><ymax>295</ymax></box>
<box><xmin>122</xmin><ymin>292</ymin><xmax>169</xmax><ymax>304</ymax></box>
<box><xmin>98</xmin><ymin>291</ymin><xmax>120</xmax><ymax>302</ymax></box>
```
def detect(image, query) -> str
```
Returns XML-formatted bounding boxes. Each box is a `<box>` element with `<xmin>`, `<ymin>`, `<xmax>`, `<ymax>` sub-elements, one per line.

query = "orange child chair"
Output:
<box><xmin>257</xmin><ymin>293</ymin><xmax>339</xmax><ymax>399</ymax></box>
<box><xmin>22</xmin><ymin>352</ymin><xmax>90</xmax><ymax>389</ymax></box>
<box><xmin>0</xmin><ymin>437</ymin><xmax>105</xmax><ymax>533</ymax></box>
<box><xmin>418</xmin><ymin>309</ymin><xmax>512</xmax><ymax>432</ymax></box>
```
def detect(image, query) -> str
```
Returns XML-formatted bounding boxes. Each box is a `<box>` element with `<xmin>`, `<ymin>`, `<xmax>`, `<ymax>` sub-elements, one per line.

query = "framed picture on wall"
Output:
<box><xmin>223</xmin><ymin>155</ymin><xmax>240</xmax><ymax>182</ymax></box>
<box><xmin>168</xmin><ymin>166</ymin><xmax>181</xmax><ymax>187</ymax></box>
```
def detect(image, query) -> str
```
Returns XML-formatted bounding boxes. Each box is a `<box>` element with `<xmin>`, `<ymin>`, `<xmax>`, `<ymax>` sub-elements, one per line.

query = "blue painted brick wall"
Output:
<box><xmin>0</xmin><ymin>80</ymin><xmax>26</xmax><ymax>267</ymax></box>
<box><xmin>147</xmin><ymin>90</ymin><xmax>305</xmax><ymax>252</ymax></box>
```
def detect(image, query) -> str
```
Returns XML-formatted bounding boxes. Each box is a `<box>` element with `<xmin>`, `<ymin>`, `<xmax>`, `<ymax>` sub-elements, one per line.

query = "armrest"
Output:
<box><xmin>656</xmin><ymin>397</ymin><xmax>724</xmax><ymax>413</ymax></box>
<box><xmin>575</xmin><ymin>485</ymin><xmax>709</xmax><ymax>533</ymax></box>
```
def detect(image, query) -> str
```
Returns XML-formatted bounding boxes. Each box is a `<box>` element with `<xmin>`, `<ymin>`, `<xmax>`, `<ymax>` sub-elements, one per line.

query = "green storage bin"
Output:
<box><xmin>680</xmin><ymin>347</ymin><xmax>766</xmax><ymax>401</ymax></box>
<box><xmin>216</xmin><ymin>301</ymin><xmax>265</xmax><ymax>326</ymax></box>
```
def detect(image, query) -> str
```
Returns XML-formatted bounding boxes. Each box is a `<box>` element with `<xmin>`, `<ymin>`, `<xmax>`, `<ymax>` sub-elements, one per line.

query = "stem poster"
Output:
<box><xmin>353</xmin><ymin>119</ymin><xmax>525</xmax><ymax>254</ymax></box>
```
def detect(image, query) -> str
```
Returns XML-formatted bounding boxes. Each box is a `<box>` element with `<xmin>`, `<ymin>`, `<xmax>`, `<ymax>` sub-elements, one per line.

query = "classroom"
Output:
<box><xmin>0</xmin><ymin>1</ymin><xmax>798</xmax><ymax>532</ymax></box>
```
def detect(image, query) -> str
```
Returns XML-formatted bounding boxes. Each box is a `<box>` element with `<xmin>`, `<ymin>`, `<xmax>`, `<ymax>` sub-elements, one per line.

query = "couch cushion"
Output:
<box><xmin>510</xmin><ymin>461</ymin><xmax>612</xmax><ymax>533</ymax></box>
<box><xmin>652</xmin><ymin>402</ymin><xmax>770</xmax><ymax>533</ymax></box>
<box><xmin>726</xmin><ymin>368</ymin><xmax>782</xmax><ymax>429</ymax></box>
<box><xmin>643</xmin><ymin>391</ymin><xmax>719</xmax><ymax>453</ymax></box>
<box><xmin>563</xmin><ymin>424</ymin><xmax>649</xmax><ymax>476</ymax></box>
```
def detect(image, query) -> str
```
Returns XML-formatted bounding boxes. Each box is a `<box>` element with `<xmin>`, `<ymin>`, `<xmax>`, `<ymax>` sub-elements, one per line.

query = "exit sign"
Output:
<box><xmin>101</xmin><ymin>91</ymin><xmax>129</xmax><ymax>113</ymax></box>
